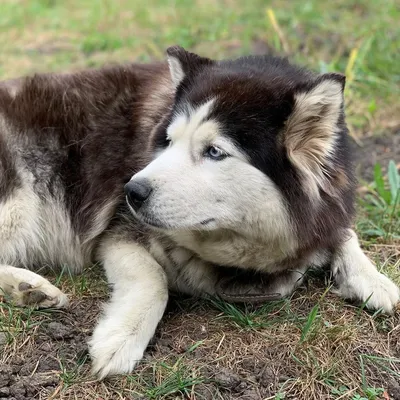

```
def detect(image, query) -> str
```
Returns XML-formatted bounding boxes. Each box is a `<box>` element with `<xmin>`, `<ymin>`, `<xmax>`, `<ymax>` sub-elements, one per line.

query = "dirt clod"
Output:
<box><xmin>388</xmin><ymin>378</ymin><xmax>400</xmax><ymax>400</ymax></box>
<box><xmin>9</xmin><ymin>382</ymin><xmax>26</xmax><ymax>398</ymax></box>
<box><xmin>241</xmin><ymin>388</ymin><xmax>260</xmax><ymax>400</ymax></box>
<box><xmin>0</xmin><ymin>365</ymin><xmax>12</xmax><ymax>388</ymax></box>
<box><xmin>0</xmin><ymin>332</ymin><xmax>7</xmax><ymax>347</ymax></box>
<box><xmin>46</xmin><ymin>321</ymin><xmax>73</xmax><ymax>340</ymax></box>
<box><xmin>0</xmin><ymin>387</ymin><xmax>10</xmax><ymax>397</ymax></box>
<box><xmin>214</xmin><ymin>367</ymin><xmax>242</xmax><ymax>388</ymax></box>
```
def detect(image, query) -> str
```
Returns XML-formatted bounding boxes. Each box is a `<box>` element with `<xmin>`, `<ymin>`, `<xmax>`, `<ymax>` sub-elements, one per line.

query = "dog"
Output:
<box><xmin>0</xmin><ymin>46</ymin><xmax>399</xmax><ymax>378</ymax></box>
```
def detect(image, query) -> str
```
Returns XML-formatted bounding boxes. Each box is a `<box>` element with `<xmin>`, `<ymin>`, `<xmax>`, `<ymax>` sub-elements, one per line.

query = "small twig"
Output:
<box><xmin>29</xmin><ymin>358</ymin><xmax>40</xmax><ymax>377</ymax></box>
<box><xmin>216</xmin><ymin>333</ymin><xmax>226</xmax><ymax>352</ymax></box>
<box><xmin>48</xmin><ymin>383</ymin><xmax>62</xmax><ymax>400</ymax></box>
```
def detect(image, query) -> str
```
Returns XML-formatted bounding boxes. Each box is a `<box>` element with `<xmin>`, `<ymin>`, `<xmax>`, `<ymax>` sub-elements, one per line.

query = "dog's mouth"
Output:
<box><xmin>136</xmin><ymin>214</ymin><xmax>167</xmax><ymax>229</ymax></box>
<box><xmin>126</xmin><ymin>197</ymin><xmax>217</xmax><ymax>231</ymax></box>
<box><xmin>200</xmin><ymin>218</ymin><xmax>216</xmax><ymax>226</ymax></box>
<box><xmin>126</xmin><ymin>199</ymin><xmax>168</xmax><ymax>229</ymax></box>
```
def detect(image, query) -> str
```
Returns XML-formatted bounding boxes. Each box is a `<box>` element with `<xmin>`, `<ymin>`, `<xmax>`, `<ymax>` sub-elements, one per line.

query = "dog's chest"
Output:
<box><xmin>147</xmin><ymin>231</ymin><xmax>300</xmax><ymax>298</ymax></box>
<box><xmin>164</xmin><ymin>231</ymin><xmax>295</xmax><ymax>273</ymax></box>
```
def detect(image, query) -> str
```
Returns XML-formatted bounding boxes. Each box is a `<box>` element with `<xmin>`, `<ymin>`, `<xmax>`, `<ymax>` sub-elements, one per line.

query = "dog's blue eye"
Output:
<box><xmin>205</xmin><ymin>146</ymin><xmax>227</xmax><ymax>160</ymax></box>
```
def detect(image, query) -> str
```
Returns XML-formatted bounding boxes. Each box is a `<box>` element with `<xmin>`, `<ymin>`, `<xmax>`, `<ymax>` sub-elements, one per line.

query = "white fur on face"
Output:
<box><xmin>131</xmin><ymin>99</ymin><xmax>295</xmax><ymax>250</ymax></box>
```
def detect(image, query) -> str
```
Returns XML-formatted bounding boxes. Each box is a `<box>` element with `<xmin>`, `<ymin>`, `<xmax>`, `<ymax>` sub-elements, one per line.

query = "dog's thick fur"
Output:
<box><xmin>0</xmin><ymin>46</ymin><xmax>399</xmax><ymax>378</ymax></box>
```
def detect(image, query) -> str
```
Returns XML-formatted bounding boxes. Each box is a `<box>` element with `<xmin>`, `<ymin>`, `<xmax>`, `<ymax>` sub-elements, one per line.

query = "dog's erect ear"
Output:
<box><xmin>283</xmin><ymin>73</ymin><xmax>346</xmax><ymax>196</ymax></box>
<box><xmin>166</xmin><ymin>45</ymin><xmax>213</xmax><ymax>87</ymax></box>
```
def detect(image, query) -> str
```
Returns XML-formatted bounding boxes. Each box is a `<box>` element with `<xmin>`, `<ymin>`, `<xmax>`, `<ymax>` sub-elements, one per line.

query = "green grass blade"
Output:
<box><xmin>300</xmin><ymin>304</ymin><xmax>319</xmax><ymax>343</ymax></box>
<box><xmin>373</xmin><ymin>163</ymin><xmax>391</xmax><ymax>204</ymax></box>
<box><xmin>388</xmin><ymin>160</ymin><xmax>400</xmax><ymax>205</ymax></box>
<box><xmin>359</xmin><ymin>355</ymin><xmax>367</xmax><ymax>389</ymax></box>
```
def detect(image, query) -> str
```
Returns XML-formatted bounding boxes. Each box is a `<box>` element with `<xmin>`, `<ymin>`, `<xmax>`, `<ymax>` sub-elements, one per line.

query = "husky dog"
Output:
<box><xmin>0</xmin><ymin>46</ymin><xmax>399</xmax><ymax>378</ymax></box>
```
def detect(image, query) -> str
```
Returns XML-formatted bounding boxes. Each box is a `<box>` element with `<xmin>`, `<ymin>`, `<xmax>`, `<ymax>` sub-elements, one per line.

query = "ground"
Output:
<box><xmin>0</xmin><ymin>1</ymin><xmax>400</xmax><ymax>399</ymax></box>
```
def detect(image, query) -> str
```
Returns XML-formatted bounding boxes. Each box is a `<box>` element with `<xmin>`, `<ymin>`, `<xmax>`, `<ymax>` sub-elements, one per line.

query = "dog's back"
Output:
<box><xmin>0</xmin><ymin>63</ymin><xmax>172</xmax><ymax>271</ymax></box>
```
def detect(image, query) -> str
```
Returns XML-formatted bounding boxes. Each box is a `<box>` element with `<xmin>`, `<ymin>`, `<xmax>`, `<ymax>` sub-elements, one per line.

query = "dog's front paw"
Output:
<box><xmin>336</xmin><ymin>272</ymin><xmax>400</xmax><ymax>314</ymax></box>
<box><xmin>12</xmin><ymin>277</ymin><xmax>68</xmax><ymax>309</ymax></box>
<box><xmin>89</xmin><ymin>321</ymin><xmax>147</xmax><ymax>379</ymax></box>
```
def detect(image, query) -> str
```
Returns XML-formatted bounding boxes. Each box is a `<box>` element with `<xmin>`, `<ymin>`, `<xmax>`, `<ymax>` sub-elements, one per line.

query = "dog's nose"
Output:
<box><xmin>124</xmin><ymin>179</ymin><xmax>152</xmax><ymax>211</ymax></box>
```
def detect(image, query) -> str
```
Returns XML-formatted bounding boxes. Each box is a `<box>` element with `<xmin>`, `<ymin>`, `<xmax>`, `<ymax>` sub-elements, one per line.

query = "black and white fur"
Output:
<box><xmin>0</xmin><ymin>46</ymin><xmax>398</xmax><ymax>378</ymax></box>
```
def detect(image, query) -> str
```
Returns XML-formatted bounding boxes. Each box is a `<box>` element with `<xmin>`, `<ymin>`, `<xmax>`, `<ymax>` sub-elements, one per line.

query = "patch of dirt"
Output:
<box><xmin>3</xmin><ymin>283</ymin><xmax>400</xmax><ymax>399</ymax></box>
<box><xmin>0</xmin><ymin>296</ymin><xmax>102</xmax><ymax>399</ymax></box>
<box><xmin>354</xmin><ymin>129</ymin><xmax>400</xmax><ymax>181</ymax></box>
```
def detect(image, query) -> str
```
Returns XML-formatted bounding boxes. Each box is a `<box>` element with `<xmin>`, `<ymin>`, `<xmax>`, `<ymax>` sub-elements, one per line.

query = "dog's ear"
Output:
<box><xmin>283</xmin><ymin>73</ymin><xmax>346</xmax><ymax>196</ymax></box>
<box><xmin>166</xmin><ymin>45</ymin><xmax>213</xmax><ymax>87</ymax></box>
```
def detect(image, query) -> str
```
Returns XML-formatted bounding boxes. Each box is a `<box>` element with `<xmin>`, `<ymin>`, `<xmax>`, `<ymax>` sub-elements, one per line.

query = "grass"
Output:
<box><xmin>138</xmin><ymin>357</ymin><xmax>206</xmax><ymax>399</ymax></box>
<box><xmin>1</xmin><ymin>0</ymin><xmax>399</xmax><ymax>136</ymax></box>
<box><xmin>0</xmin><ymin>301</ymin><xmax>55</xmax><ymax>345</ymax></box>
<box><xmin>357</xmin><ymin>160</ymin><xmax>400</xmax><ymax>241</ymax></box>
<box><xmin>210</xmin><ymin>298</ymin><xmax>295</xmax><ymax>330</ymax></box>
<box><xmin>58</xmin><ymin>353</ymin><xmax>89</xmax><ymax>388</ymax></box>
<box><xmin>0</xmin><ymin>0</ymin><xmax>399</xmax><ymax>399</ymax></box>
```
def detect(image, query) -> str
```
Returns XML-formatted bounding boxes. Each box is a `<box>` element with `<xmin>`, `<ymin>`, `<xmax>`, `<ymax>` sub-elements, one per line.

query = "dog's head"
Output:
<box><xmin>125</xmin><ymin>46</ymin><xmax>354</xmax><ymax>249</ymax></box>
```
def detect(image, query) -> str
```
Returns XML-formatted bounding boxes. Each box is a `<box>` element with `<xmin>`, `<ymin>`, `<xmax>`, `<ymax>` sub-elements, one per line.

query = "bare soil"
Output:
<box><xmin>355</xmin><ymin>130</ymin><xmax>400</xmax><ymax>181</ymax></box>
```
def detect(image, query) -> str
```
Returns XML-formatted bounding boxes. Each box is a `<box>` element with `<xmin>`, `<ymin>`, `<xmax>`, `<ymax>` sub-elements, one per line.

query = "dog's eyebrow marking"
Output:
<box><xmin>187</xmin><ymin>99</ymin><xmax>216</xmax><ymax>131</ymax></box>
<box><xmin>167</xmin><ymin>98</ymin><xmax>216</xmax><ymax>143</ymax></box>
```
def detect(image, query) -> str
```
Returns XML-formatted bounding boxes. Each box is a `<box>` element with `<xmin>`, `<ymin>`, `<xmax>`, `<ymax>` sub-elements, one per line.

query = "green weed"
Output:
<box><xmin>357</xmin><ymin>160</ymin><xmax>400</xmax><ymax>240</ymax></box>
<box><xmin>210</xmin><ymin>297</ymin><xmax>293</xmax><ymax>330</ymax></box>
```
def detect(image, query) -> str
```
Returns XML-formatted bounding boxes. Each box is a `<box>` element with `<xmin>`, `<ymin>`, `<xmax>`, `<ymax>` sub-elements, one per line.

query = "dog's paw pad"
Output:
<box><xmin>18</xmin><ymin>282</ymin><xmax>33</xmax><ymax>291</ymax></box>
<box><xmin>23</xmin><ymin>289</ymin><xmax>50</xmax><ymax>305</ymax></box>
<box><xmin>14</xmin><ymin>280</ymin><xmax>68</xmax><ymax>309</ymax></box>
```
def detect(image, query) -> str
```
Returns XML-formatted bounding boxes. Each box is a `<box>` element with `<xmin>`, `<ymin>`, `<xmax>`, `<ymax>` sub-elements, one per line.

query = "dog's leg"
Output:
<box><xmin>0</xmin><ymin>264</ymin><xmax>68</xmax><ymax>308</ymax></box>
<box><xmin>331</xmin><ymin>229</ymin><xmax>400</xmax><ymax>313</ymax></box>
<box><xmin>89</xmin><ymin>238</ymin><xmax>168</xmax><ymax>378</ymax></box>
<box><xmin>167</xmin><ymin>246</ymin><xmax>308</xmax><ymax>303</ymax></box>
